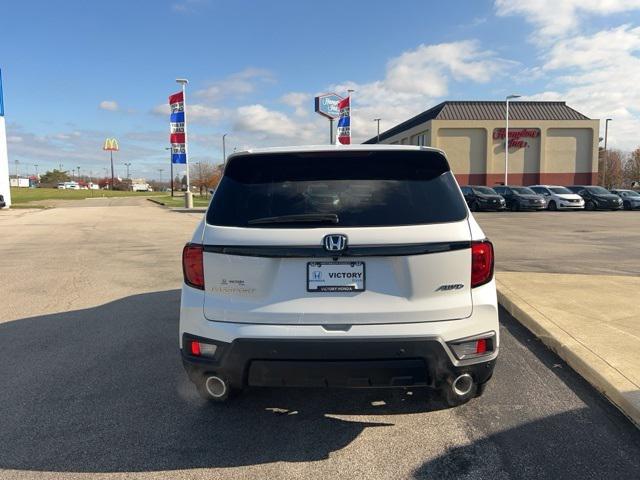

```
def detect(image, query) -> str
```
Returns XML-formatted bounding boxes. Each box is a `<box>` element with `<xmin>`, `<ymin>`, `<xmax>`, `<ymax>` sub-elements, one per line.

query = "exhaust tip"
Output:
<box><xmin>452</xmin><ymin>373</ymin><xmax>474</xmax><ymax>397</ymax></box>
<box><xmin>204</xmin><ymin>375</ymin><xmax>228</xmax><ymax>399</ymax></box>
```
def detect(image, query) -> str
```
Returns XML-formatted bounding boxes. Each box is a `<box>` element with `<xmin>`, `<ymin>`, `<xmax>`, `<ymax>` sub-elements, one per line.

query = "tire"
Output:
<box><xmin>510</xmin><ymin>201</ymin><xmax>520</xmax><ymax>212</ymax></box>
<box><xmin>624</xmin><ymin>201</ymin><xmax>632</xmax><ymax>211</ymax></box>
<box><xmin>548</xmin><ymin>200</ymin><xmax>557</xmax><ymax>211</ymax></box>
<box><xmin>470</xmin><ymin>201</ymin><xmax>479</xmax><ymax>212</ymax></box>
<box><xmin>585</xmin><ymin>200</ymin><xmax>596</xmax><ymax>211</ymax></box>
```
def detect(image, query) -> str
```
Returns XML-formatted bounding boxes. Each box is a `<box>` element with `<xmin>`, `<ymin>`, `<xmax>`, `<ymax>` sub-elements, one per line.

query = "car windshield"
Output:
<box><xmin>207</xmin><ymin>150</ymin><xmax>468</xmax><ymax>228</ymax></box>
<box><xmin>586</xmin><ymin>186</ymin><xmax>612</xmax><ymax>195</ymax></box>
<box><xmin>511</xmin><ymin>187</ymin><xmax>536</xmax><ymax>195</ymax></box>
<box><xmin>550</xmin><ymin>187</ymin><xmax>573</xmax><ymax>194</ymax></box>
<box><xmin>473</xmin><ymin>187</ymin><xmax>498</xmax><ymax>195</ymax></box>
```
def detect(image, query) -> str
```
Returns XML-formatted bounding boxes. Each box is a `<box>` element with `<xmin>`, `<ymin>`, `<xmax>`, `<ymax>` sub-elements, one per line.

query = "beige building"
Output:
<box><xmin>365</xmin><ymin>101</ymin><xmax>600</xmax><ymax>186</ymax></box>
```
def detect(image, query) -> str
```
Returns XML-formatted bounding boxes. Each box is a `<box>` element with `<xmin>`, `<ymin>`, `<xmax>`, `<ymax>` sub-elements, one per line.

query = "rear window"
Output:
<box><xmin>207</xmin><ymin>150</ymin><xmax>467</xmax><ymax>228</ymax></box>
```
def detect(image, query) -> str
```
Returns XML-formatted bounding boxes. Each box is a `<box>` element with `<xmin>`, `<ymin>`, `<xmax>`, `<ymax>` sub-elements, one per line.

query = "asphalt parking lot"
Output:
<box><xmin>476</xmin><ymin>210</ymin><xmax>640</xmax><ymax>276</ymax></box>
<box><xmin>1</xmin><ymin>199</ymin><xmax>639</xmax><ymax>479</ymax></box>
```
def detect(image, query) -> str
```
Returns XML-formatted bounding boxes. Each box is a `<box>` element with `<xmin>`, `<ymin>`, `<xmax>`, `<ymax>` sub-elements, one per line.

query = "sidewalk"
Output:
<box><xmin>496</xmin><ymin>272</ymin><xmax>640</xmax><ymax>427</ymax></box>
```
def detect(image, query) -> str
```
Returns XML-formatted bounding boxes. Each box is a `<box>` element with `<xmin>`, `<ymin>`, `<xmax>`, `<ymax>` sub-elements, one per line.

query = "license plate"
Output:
<box><xmin>307</xmin><ymin>262</ymin><xmax>365</xmax><ymax>292</ymax></box>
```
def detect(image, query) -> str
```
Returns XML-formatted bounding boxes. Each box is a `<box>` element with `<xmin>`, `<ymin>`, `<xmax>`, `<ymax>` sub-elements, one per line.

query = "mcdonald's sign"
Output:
<box><xmin>103</xmin><ymin>138</ymin><xmax>119</xmax><ymax>151</ymax></box>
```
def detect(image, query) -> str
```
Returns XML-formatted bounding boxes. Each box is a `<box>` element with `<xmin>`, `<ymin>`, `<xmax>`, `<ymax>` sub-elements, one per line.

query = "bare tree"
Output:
<box><xmin>624</xmin><ymin>148</ymin><xmax>640</xmax><ymax>187</ymax></box>
<box><xmin>599</xmin><ymin>149</ymin><xmax>625</xmax><ymax>189</ymax></box>
<box><xmin>190</xmin><ymin>162</ymin><xmax>222</xmax><ymax>197</ymax></box>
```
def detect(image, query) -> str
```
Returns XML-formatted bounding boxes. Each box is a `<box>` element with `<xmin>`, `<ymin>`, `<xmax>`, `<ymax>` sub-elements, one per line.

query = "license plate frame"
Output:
<box><xmin>307</xmin><ymin>261</ymin><xmax>366</xmax><ymax>292</ymax></box>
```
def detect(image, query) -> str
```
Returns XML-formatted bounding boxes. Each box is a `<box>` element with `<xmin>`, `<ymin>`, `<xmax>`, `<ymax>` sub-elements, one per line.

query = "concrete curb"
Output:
<box><xmin>146</xmin><ymin>198</ymin><xmax>166</xmax><ymax>206</ymax></box>
<box><xmin>497</xmin><ymin>284</ymin><xmax>640</xmax><ymax>428</ymax></box>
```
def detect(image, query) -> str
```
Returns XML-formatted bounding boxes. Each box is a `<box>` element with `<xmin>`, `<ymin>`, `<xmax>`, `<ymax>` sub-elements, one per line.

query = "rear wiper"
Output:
<box><xmin>247</xmin><ymin>213</ymin><xmax>339</xmax><ymax>225</ymax></box>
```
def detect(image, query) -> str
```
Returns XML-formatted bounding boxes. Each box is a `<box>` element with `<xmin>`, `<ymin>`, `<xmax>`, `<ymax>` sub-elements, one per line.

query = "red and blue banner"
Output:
<box><xmin>169</xmin><ymin>91</ymin><xmax>187</xmax><ymax>163</ymax></box>
<box><xmin>336</xmin><ymin>96</ymin><xmax>350</xmax><ymax>145</ymax></box>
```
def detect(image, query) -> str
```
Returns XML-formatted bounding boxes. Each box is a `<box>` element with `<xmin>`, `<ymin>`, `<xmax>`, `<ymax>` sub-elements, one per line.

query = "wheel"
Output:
<box><xmin>623</xmin><ymin>201</ymin><xmax>632</xmax><ymax>211</ymax></box>
<box><xmin>470</xmin><ymin>201</ymin><xmax>479</xmax><ymax>212</ymax></box>
<box><xmin>548</xmin><ymin>200</ymin><xmax>557</xmax><ymax>211</ymax></box>
<box><xmin>510</xmin><ymin>201</ymin><xmax>520</xmax><ymax>212</ymax></box>
<box><xmin>585</xmin><ymin>200</ymin><xmax>596</xmax><ymax>211</ymax></box>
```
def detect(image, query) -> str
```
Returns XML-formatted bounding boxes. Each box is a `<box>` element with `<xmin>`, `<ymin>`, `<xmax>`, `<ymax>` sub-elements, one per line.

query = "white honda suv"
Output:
<box><xmin>180</xmin><ymin>145</ymin><xmax>498</xmax><ymax>406</ymax></box>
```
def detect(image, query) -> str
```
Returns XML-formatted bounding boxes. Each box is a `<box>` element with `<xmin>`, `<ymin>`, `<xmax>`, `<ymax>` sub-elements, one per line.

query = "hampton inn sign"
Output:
<box><xmin>492</xmin><ymin>128</ymin><xmax>540</xmax><ymax>149</ymax></box>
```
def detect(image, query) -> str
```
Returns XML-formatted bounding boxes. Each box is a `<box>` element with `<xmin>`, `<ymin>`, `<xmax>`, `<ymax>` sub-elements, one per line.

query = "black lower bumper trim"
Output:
<box><xmin>248</xmin><ymin>359</ymin><xmax>429</xmax><ymax>388</ymax></box>
<box><xmin>181</xmin><ymin>333</ymin><xmax>496</xmax><ymax>390</ymax></box>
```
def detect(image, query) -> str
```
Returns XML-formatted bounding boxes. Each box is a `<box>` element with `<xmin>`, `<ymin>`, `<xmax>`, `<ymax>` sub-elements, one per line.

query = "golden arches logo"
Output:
<box><xmin>103</xmin><ymin>138</ymin><xmax>119</xmax><ymax>151</ymax></box>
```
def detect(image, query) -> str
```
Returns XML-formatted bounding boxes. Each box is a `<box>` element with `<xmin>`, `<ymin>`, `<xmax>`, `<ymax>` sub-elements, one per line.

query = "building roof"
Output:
<box><xmin>364</xmin><ymin>101</ymin><xmax>592</xmax><ymax>144</ymax></box>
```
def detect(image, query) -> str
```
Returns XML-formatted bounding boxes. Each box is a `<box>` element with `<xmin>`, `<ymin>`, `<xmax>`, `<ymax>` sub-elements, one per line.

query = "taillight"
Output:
<box><xmin>182</xmin><ymin>243</ymin><xmax>204</xmax><ymax>290</ymax></box>
<box><xmin>471</xmin><ymin>240</ymin><xmax>494</xmax><ymax>288</ymax></box>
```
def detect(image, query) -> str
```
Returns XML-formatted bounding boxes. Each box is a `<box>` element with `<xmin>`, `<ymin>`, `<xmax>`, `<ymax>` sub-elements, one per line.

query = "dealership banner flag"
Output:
<box><xmin>336</xmin><ymin>96</ymin><xmax>350</xmax><ymax>145</ymax></box>
<box><xmin>169</xmin><ymin>91</ymin><xmax>187</xmax><ymax>163</ymax></box>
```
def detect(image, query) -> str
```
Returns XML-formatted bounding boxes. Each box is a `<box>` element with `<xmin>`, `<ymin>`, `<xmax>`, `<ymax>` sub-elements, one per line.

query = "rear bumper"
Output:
<box><xmin>181</xmin><ymin>334</ymin><xmax>497</xmax><ymax>389</ymax></box>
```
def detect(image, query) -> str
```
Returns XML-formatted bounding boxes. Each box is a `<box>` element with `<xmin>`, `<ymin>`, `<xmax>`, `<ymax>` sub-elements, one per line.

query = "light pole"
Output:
<box><xmin>222</xmin><ymin>133</ymin><xmax>228</xmax><ymax>166</ymax></box>
<box><xmin>165</xmin><ymin>147</ymin><xmax>174</xmax><ymax>197</ymax></box>
<box><xmin>158</xmin><ymin>168</ymin><xmax>164</xmax><ymax>188</ymax></box>
<box><xmin>76</xmin><ymin>166</ymin><xmax>81</xmax><ymax>181</ymax></box>
<box><xmin>176</xmin><ymin>78</ymin><xmax>191</xmax><ymax>208</ymax></box>
<box><xmin>374</xmin><ymin>118</ymin><xmax>381</xmax><ymax>143</ymax></box>
<box><xmin>34</xmin><ymin>164</ymin><xmax>39</xmax><ymax>179</ymax></box>
<box><xmin>504</xmin><ymin>94</ymin><xmax>521</xmax><ymax>185</ymax></box>
<box><xmin>14</xmin><ymin>159</ymin><xmax>19</xmax><ymax>179</ymax></box>
<box><xmin>603</xmin><ymin>118</ymin><xmax>612</xmax><ymax>187</ymax></box>
<box><xmin>124</xmin><ymin>162</ymin><xmax>131</xmax><ymax>179</ymax></box>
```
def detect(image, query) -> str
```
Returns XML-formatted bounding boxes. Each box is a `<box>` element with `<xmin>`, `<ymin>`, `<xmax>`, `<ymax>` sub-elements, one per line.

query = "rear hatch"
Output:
<box><xmin>201</xmin><ymin>148</ymin><xmax>472</xmax><ymax>325</ymax></box>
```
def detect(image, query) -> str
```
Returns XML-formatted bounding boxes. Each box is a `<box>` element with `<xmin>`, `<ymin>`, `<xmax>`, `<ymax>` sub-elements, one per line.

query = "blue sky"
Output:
<box><xmin>2</xmin><ymin>0</ymin><xmax>640</xmax><ymax>180</ymax></box>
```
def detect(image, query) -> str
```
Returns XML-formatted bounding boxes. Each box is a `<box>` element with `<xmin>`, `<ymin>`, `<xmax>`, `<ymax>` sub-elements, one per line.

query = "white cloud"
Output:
<box><xmin>495</xmin><ymin>0</ymin><xmax>640</xmax><ymax>40</ymax></box>
<box><xmin>99</xmin><ymin>100</ymin><xmax>119</xmax><ymax>111</ymax></box>
<box><xmin>234</xmin><ymin>104</ymin><xmax>299</xmax><ymax>138</ymax></box>
<box><xmin>330</xmin><ymin>40</ymin><xmax>511</xmax><ymax>142</ymax></box>
<box><xmin>280</xmin><ymin>92</ymin><xmax>310</xmax><ymax>117</ymax></box>
<box><xmin>195</xmin><ymin>68</ymin><xmax>274</xmax><ymax>101</ymax></box>
<box><xmin>534</xmin><ymin>25</ymin><xmax>640</xmax><ymax>149</ymax></box>
<box><xmin>151</xmin><ymin>103</ymin><xmax>223</xmax><ymax>124</ymax></box>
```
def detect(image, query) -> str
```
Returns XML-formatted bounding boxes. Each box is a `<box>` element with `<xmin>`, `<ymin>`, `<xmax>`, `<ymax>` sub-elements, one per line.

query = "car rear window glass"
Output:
<box><xmin>207</xmin><ymin>150</ymin><xmax>467</xmax><ymax>228</ymax></box>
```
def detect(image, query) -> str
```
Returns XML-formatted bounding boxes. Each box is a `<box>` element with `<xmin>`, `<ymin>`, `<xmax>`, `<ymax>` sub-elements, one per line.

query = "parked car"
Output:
<box><xmin>610</xmin><ymin>189</ymin><xmax>640</xmax><ymax>210</ymax></box>
<box><xmin>566</xmin><ymin>186</ymin><xmax>623</xmax><ymax>210</ymax></box>
<box><xmin>0</xmin><ymin>194</ymin><xmax>5</xmax><ymax>208</ymax></box>
<box><xmin>180</xmin><ymin>145</ymin><xmax>499</xmax><ymax>406</ymax></box>
<box><xmin>528</xmin><ymin>185</ymin><xmax>585</xmax><ymax>211</ymax></box>
<box><xmin>461</xmin><ymin>186</ymin><xmax>506</xmax><ymax>211</ymax></box>
<box><xmin>493</xmin><ymin>186</ymin><xmax>546</xmax><ymax>211</ymax></box>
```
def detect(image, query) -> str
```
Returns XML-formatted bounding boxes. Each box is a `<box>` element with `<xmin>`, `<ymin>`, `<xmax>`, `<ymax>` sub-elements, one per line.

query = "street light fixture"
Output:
<box><xmin>165</xmin><ymin>147</ymin><xmax>174</xmax><ymax>197</ymax></box>
<box><xmin>504</xmin><ymin>94</ymin><xmax>521</xmax><ymax>186</ymax></box>
<box><xmin>373</xmin><ymin>118</ymin><xmax>381</xmax><ymax>143</ymax></box>
<box><xmin>124</xmin><ymin>162</ymin><xmax>132</xmax><ymax>179</ymax></box>
<box><xmin>603</xmin><ymin>118</ymin><xmax>612</xmax><ymax>187</ymax></box>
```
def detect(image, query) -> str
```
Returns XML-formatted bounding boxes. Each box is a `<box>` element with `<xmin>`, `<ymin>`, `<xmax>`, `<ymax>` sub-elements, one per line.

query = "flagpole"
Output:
<box><xmin>347</xmin><ymin>89</ymin><xmax>354</xmax><ymax>144</ymax></box>
<box><xmin>176</xmin><ymin>78</ymin><xmax>191</xmax><ymax>208</ymax></box>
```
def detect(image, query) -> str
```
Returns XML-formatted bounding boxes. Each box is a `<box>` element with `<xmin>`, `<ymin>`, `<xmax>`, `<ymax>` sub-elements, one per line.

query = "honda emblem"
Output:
<box><xmin>323</xmin><ymin>234</ymin><xmax>347</xmax><ymax>252</ymax></box>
